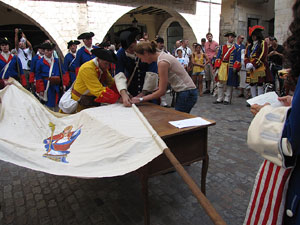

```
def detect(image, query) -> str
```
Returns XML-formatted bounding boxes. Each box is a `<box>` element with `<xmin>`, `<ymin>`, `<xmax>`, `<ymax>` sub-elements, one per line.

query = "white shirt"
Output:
<box><xmin>175</xmin><ymin>46</ymin><xmax>192</xmax><ymax>61</ymax></box>
<box><xmin>17</xmin><ymin>48</ymin><xmax>32</xmax><ymax>70</ymax></box>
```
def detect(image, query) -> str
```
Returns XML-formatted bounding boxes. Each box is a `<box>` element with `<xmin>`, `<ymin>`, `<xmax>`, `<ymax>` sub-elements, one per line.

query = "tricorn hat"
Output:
<box><xmin>67</xmin><ymin>40</ymin><xmax>80</xmax><ymax>49</ymax></box>
<box><xmin>155</xmin><ymin>37</ymin><xmax>164</xmax><ymax>44</ymax></box>
<box><xmin>40</xmin><ymin>42</ymin><xmax>56</xmax><ymax>50</ymax></box>
<box><xmin>0</xmin><ymin>37</ymin><xmax>11</xmax><ymax>45</ymax></box>
<box><xmin>118</xmin><ymin>27</ymin><xmax>139</xmax><ymax>50</ymax></box>
<box><xmin>224</xmin><ymin>31</ymin><xmax>237</xmax><ymax>37</ymax></box>
<box><xmin>249</xmin><ymin>25</ymin><xmax>264</xmax><ymax>36</ymax></box>
<box><xmin>77</xmin><ymin>32</ymin><xmax>94</xmax><ymax>40</ymax></box>
<box><xmin>91</xmin><ymin>48</ymin><xmax>117</xmax><ymax>64</ymax></box>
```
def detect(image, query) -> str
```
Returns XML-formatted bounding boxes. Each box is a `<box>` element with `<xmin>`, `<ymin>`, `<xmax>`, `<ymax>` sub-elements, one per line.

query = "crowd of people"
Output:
<box><xmin>0</xmin><ymin>19</ymin><xmax>295</xmax><ymax>113</ymax></box>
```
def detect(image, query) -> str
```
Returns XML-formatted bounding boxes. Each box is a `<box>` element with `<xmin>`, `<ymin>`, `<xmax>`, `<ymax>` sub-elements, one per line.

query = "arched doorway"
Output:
<box><xmin>167</xmin><ymin>22</ymin><xmax>183</xmax><ymax>53</ymax></box>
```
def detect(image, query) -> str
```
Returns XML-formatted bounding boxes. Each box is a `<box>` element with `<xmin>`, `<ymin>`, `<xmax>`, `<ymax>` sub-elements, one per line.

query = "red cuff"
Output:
<box><xmin>20</xmin><ymin>74</ymin><xmax>27</xmax><ymax>87</ymax></box>
<box><xmin>29</xmin><ymin>72</ymin><xmax>35</xmax><ymax>83</ymax></box>
<box><xmin>36</xmin><ymin>79</ymin><xmax>45</xmax><ymax>92</ymax></box>
<box><xmin>95</xmin><ymin>87</ymin><xmax>120</xmax><ymax>104</ymax></box>
<box><xmin>233</xmin><ymin>61</ymin><xmax>241</xmax><ymax>71</ymax></box>
<box><xmin>62</xmin><ymin>73</ymin><xmax>70</xmax><ymax>87</ymax></box>
<box><xmin>214</xmin><ymin>59</ymin><xmax>221</xmax><ymax>68</ymax></box>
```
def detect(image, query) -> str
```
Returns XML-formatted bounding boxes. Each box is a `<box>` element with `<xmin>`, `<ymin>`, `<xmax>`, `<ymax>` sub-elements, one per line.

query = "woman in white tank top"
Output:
<box><xmin>132</xmin><ymin>41</ymin><xmax>197</xmax><ymax>113</ymax></box>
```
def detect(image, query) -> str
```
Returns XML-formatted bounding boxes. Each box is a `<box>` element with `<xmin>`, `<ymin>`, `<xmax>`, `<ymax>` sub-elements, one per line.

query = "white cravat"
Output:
<box><xmin>84</xmin><ymin>45</ymin><xmax>92</xmax><ymax>53</ymax></box>
<box><xmin>44</xmin><ymin>55</ymin><xmax>53</xmax><ymax>65</ymax></box>
<box><xmin>1</xmin><ymin>51</ymin><xmax>11</xmax><ymax>62</ymax></box>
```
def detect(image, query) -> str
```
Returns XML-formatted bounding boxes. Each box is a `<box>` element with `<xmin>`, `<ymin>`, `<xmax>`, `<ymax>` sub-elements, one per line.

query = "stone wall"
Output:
<box><xmin>0</xmin><ymin>0</ymin><xmax>221</xmax><ymax>55</ymax></box>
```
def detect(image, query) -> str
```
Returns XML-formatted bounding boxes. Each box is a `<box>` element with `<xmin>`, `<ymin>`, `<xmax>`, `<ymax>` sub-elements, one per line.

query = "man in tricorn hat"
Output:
<box><xmin>114</xmin><ymin>27</ymin><xmax>158</xmax><ymax>107</ymax></box>
<box><xmin>0</xmin><ymin>37</ymin><xmax>27</xmax><ymax>87</ymax></box>
<box><xmin>64</xmin><ymin>40</ymin><xmax>81</xmax><ymax>87</ymax></box>
<box><xmin>73</xmin><ymin>32</ymin><xmax>98</xmax><ymax>74</ymax></box>
<box><xmin>69</xmin><ymin>48</ymin><xmax>120</xmax><ymax>112</ymax></box>
<box><xmin>213</xmin><ymin>31</ymin><xmax>241</xmax><ymax>105</ymax></box>
<box><xmin>35</xmin><ymin>42</ymin><xmax>69</xmax><ymax>111</ymax></box>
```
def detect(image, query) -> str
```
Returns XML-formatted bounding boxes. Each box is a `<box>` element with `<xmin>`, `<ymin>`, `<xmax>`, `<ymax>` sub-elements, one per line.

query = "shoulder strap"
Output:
<box><xmin>127</xmin><ymin>58</ymin><xmax>140</xmax><ymax>87</ymax></box>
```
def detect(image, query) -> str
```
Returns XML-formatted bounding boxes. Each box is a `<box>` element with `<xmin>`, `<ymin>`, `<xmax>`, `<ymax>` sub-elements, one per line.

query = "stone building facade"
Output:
<box><xmin>0</xmin><ymin>0</ymin><xmax>221</xmax><ymax>56</ymax></box>
<box><xmin>219</xmin><ymin>0</ymin><xmax>294</xmax><ymax>45</ymax></box>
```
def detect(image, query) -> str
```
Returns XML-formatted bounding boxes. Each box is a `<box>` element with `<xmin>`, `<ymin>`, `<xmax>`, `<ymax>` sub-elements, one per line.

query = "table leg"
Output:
<box><xmin>201</xmin><ymin>154</ymin><xmax>209</xmax><ymax>195</ymax></box>
<box><xmin>137</xmin><ymin>165</ymin><xmax>150</xmax><ymax>225</ymax></box>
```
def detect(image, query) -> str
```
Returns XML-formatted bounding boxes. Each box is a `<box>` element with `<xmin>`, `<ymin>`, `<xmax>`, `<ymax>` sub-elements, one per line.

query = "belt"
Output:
<box><xmin>71</xmin><ymin>89</ymin><xmax>82</xmax><ymax>98</ymax></box>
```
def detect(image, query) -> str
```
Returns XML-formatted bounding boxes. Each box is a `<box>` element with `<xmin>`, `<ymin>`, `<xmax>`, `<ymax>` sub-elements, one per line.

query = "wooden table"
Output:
<box><xmin>137</xmin><ymin>103</ymin><xmax>216</xmax><ymax>225</ymax></box>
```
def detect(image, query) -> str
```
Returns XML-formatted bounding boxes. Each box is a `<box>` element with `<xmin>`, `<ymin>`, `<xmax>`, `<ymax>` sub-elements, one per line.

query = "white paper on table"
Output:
<box><xmin>246</xmin><ymin>92</ymin><xmax>283</xmax><ymax>107</ymax></box>
<box><xmin>169</xmin><ymin>117</ymin><xmax>212</xmax><ymax>129</ymax></box>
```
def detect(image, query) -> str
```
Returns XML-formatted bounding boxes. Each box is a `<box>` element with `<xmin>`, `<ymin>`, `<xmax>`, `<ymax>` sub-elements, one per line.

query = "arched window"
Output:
<box><xmin>167</xmin><ymin>22</ymin><xmax>183</xmax><ymax>53</ymax></box>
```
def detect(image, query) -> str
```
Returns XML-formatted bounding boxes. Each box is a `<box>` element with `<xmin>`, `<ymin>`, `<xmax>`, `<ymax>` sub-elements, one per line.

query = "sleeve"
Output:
<box><xmin>114</xmin><ymin>50</ymin><xmax>128</xmax><ymax>92</ymax></box>
<box><xmin>29</xmin><ymin>56</ymin><xmax>36</xmax><ymax>83</ymax></box>
<box><xmin>73</xmin><ymin>50</ymin><xmax>81</xmax><ymax>75</ymax></box>
<box><xmin>252</xmin><ymin>41</ymin><xmax>268</xmax><ymax>69</ymax></box>
<box><xmin>214</xmin><ymin>46</ymin><xmax>222</xmax><ymax>68</ymax></box>
<box><xmin>59</xmin><ymin>60</ymin><xmax>69</xmax><ymax>87</ymax></box>
<box><xmin>282</xmin><ymin>83</ymin><xmax>300</xmax><ymax>166</ymax></box>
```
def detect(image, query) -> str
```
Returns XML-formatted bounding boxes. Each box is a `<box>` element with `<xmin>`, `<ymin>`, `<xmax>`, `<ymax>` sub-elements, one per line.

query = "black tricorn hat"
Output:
<box><xmin>155</xmin><ymin>37</ymin><xmax>164</xmax><ymax>44</ymax></box>
<box><xmin>0</xmin><ymin>37</ymin><xmax>11</xmax><ymax>45</ymax></box>
<box><xmin>77</xmin><ymin>32</ymin><xmax>94</xmax><ymax>40</ymax></box>
<box><xmin>99</xmin><ymin>42</ymin><xmax>110</xmax><ymax>48</ymax></box>
<box><xmin>91</xmin><ymin>48</ymin><xmax>117</xmax><ymax>64</ymax></box>
<box><xmin>40</xmin><ymin>42</ymin><xmax>56</xmax><ymax>50</ymax></box>
<box><xmin>67</xmin><ymin>40</ymin><xmax>80</xmax><ymax>49</ymax></box>
<box><xmin>224</xmin><ymin>31</ymin><xmax>237</xmax><ymax>37</ymax></box>
<box><xmin>118</xmin><ymin>27</ymin><xmax>139</xmax><ymax>50</ymax></box>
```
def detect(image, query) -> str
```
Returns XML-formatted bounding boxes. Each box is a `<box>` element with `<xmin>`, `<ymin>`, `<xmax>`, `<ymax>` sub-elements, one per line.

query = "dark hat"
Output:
<box><xmin>249</xmin><ymin>25</ymin><xmax>264</xmax><ymax>36</ymax></box>
<box><xmin>155</xmin><ymin>37</ymin><xmax>164</xmax><ymax>43</ymax></box>
<box><xmin>91</xmin><ymin>48</ymin><xmax>117</xmax><ymax>64</ymax></box>
<box><xmin>0</xmin><ymin>37</ymin><xmax>11</xmax><ymax>45</ymax></box>
<box><xmin>98</xmin><ymin>42</ymin><xmax>110</xmax><ymax>48</ymax></box>
<box><xmin>77</xmin><ymin>32</ymin><xmax>94</xmax><ymax>40</ymax></box>
<box><xmin>224</xmin><ymin>31</ymin><xmax>237</xmax><ymax>37</ymax></box>
<box><xmin>40</xmin><ymin>42</ymin><xmax>56</xmax><ymax>50</ymax></box>
<box><xmin>118</xmin><ymin>27</ymin><xmax>139</xmax><ymax>50</ymax></box>
<box><xmin>33</xmin><ymin>43</ymin><xmax>44</xmax><ymax>52</ymax></box>
<box><xmin>67</xmin><ymin>40</ymin><xmax>80</xmax><ymax>49</ymax></box>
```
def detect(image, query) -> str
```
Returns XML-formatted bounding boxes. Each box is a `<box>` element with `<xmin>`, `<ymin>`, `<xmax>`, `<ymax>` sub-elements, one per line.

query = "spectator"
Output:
<box><xmin>14</xmin><ymin>28</ymin><xmax>32</xmax><ymax>89</ymax></box>
<box><xmin>200</xmin><ymin>38</ymin><xmax>206</xmax><ymax>53</ymax></box>
<box><xmin>204</xmin><ymin>32</ymin><xmax>219</xmax><ymax>94</ymax></box>
<box><xmin>176</xmin><ymin>49</ymin><xmax>188</xmax><ymax>70</ymax></box>
<box><xmin>191</xmin><ymin>43</ymin><xmax>209</xmax><ymax>96</ymax></box>
<box><xmin>268</xmin><ymin>36</ymin><xmax>285</xmax><ymax>84</ymax></box>
<box><xmin>172</xmin><ymin>40</ymin><xmax>181</xmax><ymax>56</ymax></box>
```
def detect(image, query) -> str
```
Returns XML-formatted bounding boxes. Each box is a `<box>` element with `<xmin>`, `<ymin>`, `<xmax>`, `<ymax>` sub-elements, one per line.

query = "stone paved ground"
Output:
<box><xmin>0</xmin><ymin>88</ymin><xmax>263</xmax><ymax>225</ymax></box>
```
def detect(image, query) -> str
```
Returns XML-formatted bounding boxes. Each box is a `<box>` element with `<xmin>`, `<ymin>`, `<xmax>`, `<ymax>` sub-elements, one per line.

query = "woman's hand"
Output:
<box><xmin>278</xmin><ymin>95</ymin><xmax>293</xmax><ymax>106</ymax></box>
<box><xmin>131</xmin><ymin>97</ymin><xmax>141</xmax><ymax>104</ymax></box>
<box><xmin>250</xmin><ymin>103</ymin><xmax>270</xmax><ymax>116</ymax></box>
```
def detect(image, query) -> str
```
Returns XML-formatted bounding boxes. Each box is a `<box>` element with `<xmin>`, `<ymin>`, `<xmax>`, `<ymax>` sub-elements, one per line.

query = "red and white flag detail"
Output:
<box><xmin>244</xmin><ymin>160</ymin><xmax>292</xmax><ymax>225</ymax></box>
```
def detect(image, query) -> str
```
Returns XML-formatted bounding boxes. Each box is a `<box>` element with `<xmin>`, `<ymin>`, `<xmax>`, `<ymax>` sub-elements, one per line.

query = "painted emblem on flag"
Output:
<box><xmin>42</xmin><ymin>122</ymin><xmax>82</xmax><ymax>163</ymax></box>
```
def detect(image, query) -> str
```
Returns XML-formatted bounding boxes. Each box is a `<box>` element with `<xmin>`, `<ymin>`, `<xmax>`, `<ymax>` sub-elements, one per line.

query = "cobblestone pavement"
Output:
<box><xmin>0</xmin><ymin>88</ymin><xmax>263</xmax><ymax>225</ymax></box>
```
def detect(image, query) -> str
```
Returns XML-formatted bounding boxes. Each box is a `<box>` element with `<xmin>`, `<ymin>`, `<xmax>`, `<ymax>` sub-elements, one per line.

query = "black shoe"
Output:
<box><xmin>203</xmin><ymin>90</ymin><xmax>210</xmax><ymax>94</ymax></box>
<box><xmin>213</xmin><ymin>101</ymin><xmax>222</xmax><ymax>104</ymax></box>
<box><xmin>223</xmin><ymin>101</ymin><xmax>229</xmax><ymax>105</ymax></box>
<box><xmin>246</xmin><ymin>103</ymin><xmax>251</xmax><ymax>107</ymax></box>
<box><xmin>238</xmin><ymin>94</ymin><xmax>245</xmax><ymax>98</ymax></box>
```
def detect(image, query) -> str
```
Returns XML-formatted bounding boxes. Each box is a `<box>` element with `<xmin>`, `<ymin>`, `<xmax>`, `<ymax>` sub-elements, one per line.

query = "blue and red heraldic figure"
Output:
<box><xmin>29</xmin><ymin>54</ymin><xmax>43</xmax><ymax>84</ymax></box>
<box><xmin>0</xmin><ymin>54</ymin><xmax>26</xmax><ymax>87</ymax></box>
<box><xmin>73</xmin><ymin>45</ymin><xmax>98</xmax><ymax>75</ymax></box>
<box><xmin>214</xmin><ymin>43</ymin><xmax>241</xmax><ymax>103</ymax></box>
<box><xmin>43</xmin><ymin>125</ymin><xmax>81</xmax><ymax>163</ymax></box>
<box><xmin>63</xmin><ymin>52</ymin><xmax>76</xmax><ymax>87</ymax></box>
<box><xmin>35</xmin><ymin>58</ymin><xmax>69</xmax><ymax>108</ymax></box>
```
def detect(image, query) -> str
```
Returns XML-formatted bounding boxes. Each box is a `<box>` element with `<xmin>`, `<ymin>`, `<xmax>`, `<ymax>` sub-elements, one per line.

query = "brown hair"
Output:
<box><xmin>134</xmin><ymin>40</ymin><xmax>157</xmax><ymax>55</ymax></box>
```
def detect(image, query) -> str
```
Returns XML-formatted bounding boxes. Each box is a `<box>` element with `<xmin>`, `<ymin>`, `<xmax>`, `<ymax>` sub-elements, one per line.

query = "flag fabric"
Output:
<box><xmin>0</xmin><ymin>80</ymin><xmax>166</xmax><ymax>178</ymax></box>
<box><xmin>244</xmin><ymin>160</ymin><xmax>292</xmax><ymax>225</ymax></box>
